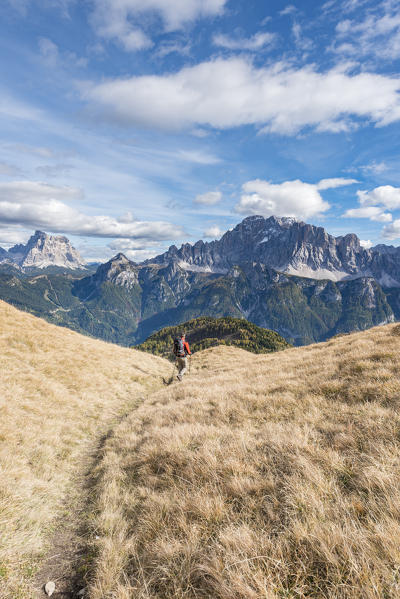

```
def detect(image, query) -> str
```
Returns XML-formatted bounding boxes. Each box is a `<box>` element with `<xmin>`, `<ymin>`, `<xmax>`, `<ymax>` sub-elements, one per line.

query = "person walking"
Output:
<box><xmin>173</xmin><ymin>332</ymin><xmax>191</xmax><ymax>381</ymax></box>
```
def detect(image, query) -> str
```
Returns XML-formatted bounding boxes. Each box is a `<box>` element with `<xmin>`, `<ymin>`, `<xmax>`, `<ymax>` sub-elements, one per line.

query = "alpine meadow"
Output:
<box><xmin>2</xmin><ymin>301</ymin><xmax>400</xmax><ymax>597</ymax></box>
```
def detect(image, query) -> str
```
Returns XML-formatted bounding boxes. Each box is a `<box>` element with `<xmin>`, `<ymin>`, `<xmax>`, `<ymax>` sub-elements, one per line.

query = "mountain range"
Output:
<box><xmin>1</xmin><ymin>216</ymin><xmax>400</xmax><ymax>345</ymax></box>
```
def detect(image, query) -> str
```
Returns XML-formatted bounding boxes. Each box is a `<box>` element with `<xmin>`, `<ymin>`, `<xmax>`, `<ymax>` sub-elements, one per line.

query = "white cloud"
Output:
<box><xmin>360</xmin><ymin>239</ymin><xmax>373</xmax><ymax>249</ymax></box>
<box><xmin>203</xmin><ymin>225</ymin><xmax>223</xmax><ymax>238</ymax></box>
<box><xmin>292</xmin><ymin>22</ymin><xmax>313</xmax><ymax>51</ymax></box>
<box><xmin>156</xmin><ymin>40</ymin><xmax>192</xmax><ymax>59</ymax></box>
<box><xmin>0</xmin><ymin>180</ymin><xmax>184</xmax><ymax>241</ymax></box>
<box><xmin>194</xmin><ymin>190</ymin><xmax>222</xmax><ymax>205</ymax></box>
<box><xmin>0</xmin><ymin>227</ymin><xmax>30</xmax><ymax>248</ymax></box>
<box><xmin>357</xmin><ymin>185</ymin><xmax>400</xmax><ymax>210</ymax></box>
<box><xmin>0</xmin><ymin>180</ymin><xmax>82</xmax><ymax>203</ymax></box>
<box><xmin>342</xmin><ymin>185</ymin><xmax>400</xmax><ymax>228</ymax></box>
<box><xmin>333</xmin><ymin>1</ymin><xmax>400</xmax><ymax>61</ymax></box>
<box><xmin>108</xmin><ymin>237</ymin><xmax>161</xmax><ymax>261</ymax></box>
<box><xmin>85</xmin><ymin>58</ymin><xmax>400</xmax><ymax>134</ymax></box>
<box><xmin>382</xmin><ymin>220</ymin><xmax>400</xmax><ymax>239</ymax></box>
<box><xmin>344</xmin><ymin>206</ymin><xmax>392</xmax><ymax>222</ymax></box>
<box><xmin>213</xmin><ymin>31</ymin><xmax>276</xmax><ymax>51</ymax></box>
<box><xmin>91</xmin><ymin>0</ymin><xmax>227</xmax><ymax>51</ymax></box>
<box><xmin>280</xmin><ymin>5</ymin><xmax>297</xmax><ymax>16</ymax></box>
<box><xmin>316</xmin><ymin>177</ymin><xmax>358</xmax><ymax>190</ymax></box>
<box><xmin>235</xmin><ymin>178</ymin><xmax>356</xmax><ymax>219</ymax></box>
<box><xmin>359</xmin><ymin>160</ymin><xmax>388</xmax><ymax>175</ymax></box>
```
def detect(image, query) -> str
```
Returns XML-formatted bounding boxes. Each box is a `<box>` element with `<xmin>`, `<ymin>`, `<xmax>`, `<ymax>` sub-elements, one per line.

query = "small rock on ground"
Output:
<box><xmin>44</xmin><ymin>581</ymin><xmax>56</xmax><ymax>596</ymax></box>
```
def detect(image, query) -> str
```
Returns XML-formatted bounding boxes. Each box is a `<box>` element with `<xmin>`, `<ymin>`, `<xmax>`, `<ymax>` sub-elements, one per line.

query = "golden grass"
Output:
<box><xmin>0</xmin><ymin>300</ymin><xmax>169</xmax><ymax>598</ymax></box>
<box><xmin>88</xmin><ymin>324</ymin><xmax>400</xmax><ymax>598</ymax></box>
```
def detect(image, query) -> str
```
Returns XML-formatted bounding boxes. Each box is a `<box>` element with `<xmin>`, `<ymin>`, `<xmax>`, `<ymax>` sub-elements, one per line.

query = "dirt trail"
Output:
<box><xmin>33</xmin><ymin>408</ymin><xmax>146</xmax><ymax>599</ymax></box>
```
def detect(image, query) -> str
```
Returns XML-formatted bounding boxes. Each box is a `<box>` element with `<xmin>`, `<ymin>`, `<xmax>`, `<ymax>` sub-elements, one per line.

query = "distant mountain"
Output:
<box><xmin>137</xmin><ymin>316</ymin><xmax>290</xmax><ymax>358</ymax></box>
<box><xmin>0</xmin><ymin>217</ymin><xmax>399</xmax><ymax>346</ymax></box>
<box><xmin>147</xmin><ymin>215</ymin><xmax>400</xmax><ymax>287</ymax></box>
<box><xmin>0</xmin><ymin>230</ymin><xmax>86</xmax><ymax>270</ymax></box>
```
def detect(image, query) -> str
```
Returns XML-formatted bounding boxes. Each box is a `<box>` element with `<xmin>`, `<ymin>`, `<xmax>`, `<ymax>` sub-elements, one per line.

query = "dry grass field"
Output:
<box><xmin>0</xmin><ymin>300</ymin><xmax>169</xmax><ymax>598</ymax></box>
<box><xmin>88</xmin><ymin>325</ymin><xmax>400</xmax><ymax>599</ymax></box>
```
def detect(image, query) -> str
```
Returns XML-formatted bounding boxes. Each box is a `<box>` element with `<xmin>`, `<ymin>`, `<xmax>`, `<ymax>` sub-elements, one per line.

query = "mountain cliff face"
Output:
<box><xmin>0</xmin><ymin>231</ymin><xmax>86</xmax><ymax>270</ymax></box>
<box><xmin>148</xmin><ymin>215</ymin><xmax>394</xmax><ymax>284</ymax></box>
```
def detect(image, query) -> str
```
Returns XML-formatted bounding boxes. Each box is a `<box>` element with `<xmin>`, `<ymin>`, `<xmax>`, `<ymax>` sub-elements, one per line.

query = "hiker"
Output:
<box><xmin>173</xmin><ymin>332</ymin><xmax>191</xmax><ymax>381</ymax></box>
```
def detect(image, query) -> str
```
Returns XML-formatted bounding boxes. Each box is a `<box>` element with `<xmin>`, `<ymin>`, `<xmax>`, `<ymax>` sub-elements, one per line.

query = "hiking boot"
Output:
<box><xmin>177</xmin><ymin>374</ymin><xmax>182</xmax><ymax>381</ymax></box>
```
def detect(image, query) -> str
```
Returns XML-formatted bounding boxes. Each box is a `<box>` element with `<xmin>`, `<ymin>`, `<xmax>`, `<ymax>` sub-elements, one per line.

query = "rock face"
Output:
<box><xmin>2</xmin><ymin>231</ymin><xmax>86</xmax><ymax>270</ymax></box>
<box><xmin>147</xmin><ymin>215</ymin><xmax>392</xmax><ymax>283</ymax></box>
<box><xmin>92</xmin><ymin>253</ymin><xmax>139</xmax><ymax>289</ymax></box>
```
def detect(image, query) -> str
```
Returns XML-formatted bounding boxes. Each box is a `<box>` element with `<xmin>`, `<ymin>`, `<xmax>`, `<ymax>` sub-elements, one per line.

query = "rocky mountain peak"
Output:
<box><xmin>3</xmin><ymin>231</ymin><xmax>86</xmax><ymax>270</ymax></box>
<box><xmin>145</xmin><ymin>215</ymin><xmax>375</xmax><ymax>282</ymax></box>
<box><xmin>94</xmin><ymin>253</ymin><xmax>138</xmax><ymax>288</ymax></box>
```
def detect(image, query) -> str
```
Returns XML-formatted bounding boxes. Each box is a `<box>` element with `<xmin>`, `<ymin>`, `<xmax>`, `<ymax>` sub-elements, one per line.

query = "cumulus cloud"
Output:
<box><xmin>359</xmin><ymin>239</ymin><xmax>373</xmax><ymax>249</ymax></box>
<box><xmin>91</xmin><ymin>0</ymin><xmax>227</xmax><ymax>51</ymax></box>
<box><xmin>235</xmin><ymin>178</ymin><xmax>356</xmax><ymax>219</ymax></box>
<box><xmin>194</xmin><ymin>190</ymin><xmax>222</xmax><ymax>205</ymax></box>
<box><xmin>85</xmin><ymin>58</ymin><xmax>400</xmax><ymax>134</ymax></box>
<box><xmin>382</xmin><ymin>220</ymin><xmax>400</xmax><ymax>239</ymax></box>
<box><xmin>344</xmin><ymin>206</ymin><xmax>392</xmax><ymax>222</ymax></box>
<box><xmin>357</xmin><ymin>185</ymin><xmax>400</xmax><ymax>210</ymax></box>
<box><xmin>203</xmin><ymin>225</ymin><xmax>223</xmax><ymax>238</ymax></box>
<box><xmin>0</xmin><ymin>180</ymin><xmax>82</xmax><ymax>203</ymax></box>
<box><xmin>213</xmin><ymin>31</ymin><xmax>276</xmax><ymax>51</ymax></box>
<box><xmin>343</xmin><ymin>185</ymin><xmax>400</xmax><ymax>227</ymax></box>
<box><xmin>0</xmin><ymin>181</ymin><xmax>184</xmax><ymax>241</ymax></box>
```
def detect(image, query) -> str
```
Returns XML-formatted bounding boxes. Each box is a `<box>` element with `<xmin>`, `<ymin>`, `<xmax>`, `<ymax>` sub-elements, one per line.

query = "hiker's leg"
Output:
<box><xmin>180</xmin><ymin>357</ymin><xmax>187</xmax><ymax>376</ymax></box>
<box><xmin>177</xmin><ymin>357</ymin><xmax>187</xmax><ymax>378</ymax></box>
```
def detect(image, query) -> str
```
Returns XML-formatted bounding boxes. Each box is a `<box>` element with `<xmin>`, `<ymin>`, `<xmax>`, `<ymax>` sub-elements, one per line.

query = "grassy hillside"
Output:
<box><xmin>136</xmin><ymin>316</ymin><xmax>290</xmax><ymax>359</ymax></box>
<box><xmin>0</xmin><ymin>300</ymin><xmax>169</xmax><ymax>598</ymax></box>
<box><xmin>88</xmin><ymin>323</ymin><xmax>400</xmax><ymax>599</ymax></box>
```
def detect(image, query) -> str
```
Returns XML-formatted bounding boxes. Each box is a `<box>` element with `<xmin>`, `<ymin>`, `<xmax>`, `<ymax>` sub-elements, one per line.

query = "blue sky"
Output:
<box><xmin>1</xmin><ymin>0</ymin><xmax>400</xmax><ymax>261</ymax></box>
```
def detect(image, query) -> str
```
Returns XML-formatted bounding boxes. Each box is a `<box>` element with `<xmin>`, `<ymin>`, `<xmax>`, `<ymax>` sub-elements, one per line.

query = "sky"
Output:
<box><xmin>1</xmin><ymin>0</ymin><xmax>400</xmax><ymax>261</ymax></box>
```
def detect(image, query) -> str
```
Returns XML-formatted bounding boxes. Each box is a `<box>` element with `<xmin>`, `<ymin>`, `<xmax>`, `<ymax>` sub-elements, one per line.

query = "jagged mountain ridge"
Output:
<box><xmin>0</xmin><ymin>230</ymin><xmax>86</xmax><ymax>270</ymax></box>
<box><xmin>147</xmin><ymin>215</ymin><xmax>400</xmax><ymax>287</ymax></box>
<box><xmin>0</xmin><ymin>216</ymin><xmax>399</xmax><ymax>346</ymax></box>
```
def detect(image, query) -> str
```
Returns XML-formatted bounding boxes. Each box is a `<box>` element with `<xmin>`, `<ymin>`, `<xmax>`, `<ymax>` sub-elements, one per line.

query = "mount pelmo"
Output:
<box><xmin>0</xmin><ymin>230</ymin><xmax>86</xmax><ymax>270</ymax></box>
<box><xmin>1</xmin><ymin>215</ymin><xmax>400</xmax><ymax>345</ymax></box>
